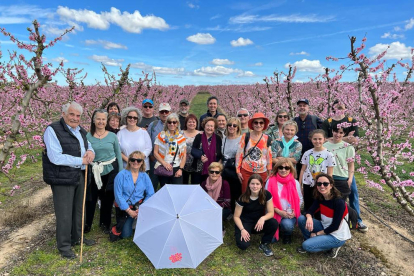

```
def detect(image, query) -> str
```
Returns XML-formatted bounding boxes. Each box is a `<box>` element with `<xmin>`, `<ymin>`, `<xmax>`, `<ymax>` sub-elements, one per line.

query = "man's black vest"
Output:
<box><xmin>42</xmin><ymin>118</ymin><xmax>89</xmax><ymax>185</ymax></box>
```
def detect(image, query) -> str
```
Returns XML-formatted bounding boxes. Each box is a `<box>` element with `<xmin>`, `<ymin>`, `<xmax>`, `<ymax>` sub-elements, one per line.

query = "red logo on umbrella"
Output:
<box><xmin>169</xmin><ymin>253</ymin><xmax>182</xmax><ymax>263</ymax></box>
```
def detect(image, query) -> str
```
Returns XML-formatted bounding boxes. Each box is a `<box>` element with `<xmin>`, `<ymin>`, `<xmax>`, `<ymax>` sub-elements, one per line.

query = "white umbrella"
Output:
<box><xmin>133</xmin><ymin>184</ymin><xmax>223</xmax><ymax>269</ymax></box>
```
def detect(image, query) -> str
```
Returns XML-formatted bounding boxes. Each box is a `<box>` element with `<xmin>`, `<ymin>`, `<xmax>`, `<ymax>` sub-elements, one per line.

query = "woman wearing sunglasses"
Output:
<box><xmin>153</xmin><ymin>113</ymin><xmax>187</xmax><ymax>187</ymax></box>
<box><xmin>200</xmin><ymin>162</ymin><xmax>231</xmax><ymax>234</ymax></box>
<box><xmin>111</xmin><ymin>151</ymin><xmax>154</xmax><ymax>241</ymax></box>
<box><xmin>266</xmin><ymin>109</ymin><xmax>290</xmax><ymax>140</ymax></box>
<box><xmin>236</xmin><ymin>112</ymin><xmax>272</xmax><ymax>193</ymax></box>
<box><xmin>85</xmin><ymin>109</ymin><xmax>123</xmax><ymax>234</ymax></box>
<box><xmin>117</xmin><ymin>107</ymin><xmax>152</xmax><ymax>171</ymax></box>
<box><xmin>221</xmin><ymin>117</ymin><xmax>242</xmax><ymax>212</ymax></box>
<box><xmin>191</xmin><ymin>117</ymin><xmax>223</xmax><ymax>184</ymax></box>
<box><xmin>265</xmin><ymin>158</ymin><xmax>303</xmax><ymax>244</ymax></box>
<box><xmin>271</xmin><ymin>120</ymin><xmax>302</xmax><ymax>165</ymax></box>
<box><xmin>297</xmin><ymin>173</ymin><xmax>351</xmax><ymax>258</ymax></box>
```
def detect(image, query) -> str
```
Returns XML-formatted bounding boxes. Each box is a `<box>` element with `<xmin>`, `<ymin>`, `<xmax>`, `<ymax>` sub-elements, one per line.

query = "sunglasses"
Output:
<box><xmin>278</xmin><ymin>166</ymin><xmax>291</xmax><ymax>171</ymax></box>
<box><xmin>143</xmin><ymin>105</ymin><xmax>153</xmax><ymax>109</ymax></box>
<box><xmin>253</xmin><ymin>121</ymin><xmax>264</xmax><ymax>125</ymax></box>
<box><xmin>127</xmin><ymin>116</ymin><xmax>138</xmax><ymax>120</ymax></box>
<box><xmin>278</xmin><ymin>115</ymin><xmax>289</xmax><ymax>119</ymax></box>
<box><xmin>129</xmin><ymin>158</ymin><xmax>143</xmax><ymax>163</ymax></box>
<box><xmin>168</xmin><ymin>121</ymin><xmax>178</xmax><ymax>125</ymax></box>
<box><xmin>316</xmin><ymin>182</ymin><xmax>330</xmax><ymax>187</ymax></box>
<box><xmin>159</xmin><ymin>110</ymin><xmax>170</xmax><ymax>114</ymax></box>
<box><xmin>237</xmin><ymin>114</ymin><xmax>249</xmax><ymax>117</ymax></box>
<box><xmin>209</xmin><ymin>170</ymin><xmax>221</xmax><ymax>175</ymax></box>
<box><xmin>227</xmin><ymin>123</ymin><xmax>238</xmax><ymax>128</ymax></box>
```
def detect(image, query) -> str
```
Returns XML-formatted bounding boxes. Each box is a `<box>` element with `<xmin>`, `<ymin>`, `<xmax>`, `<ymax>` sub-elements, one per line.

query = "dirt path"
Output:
<box><xmin>0</xmin><ymin>187</ymin><xmax>52</xmax><ymax>268</ymax></box>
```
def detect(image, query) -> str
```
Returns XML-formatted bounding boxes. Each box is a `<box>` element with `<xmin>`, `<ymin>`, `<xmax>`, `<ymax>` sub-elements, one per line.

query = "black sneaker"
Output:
<box><xmin>357</xmin><ymin>222</ymin><xmax>368</xmax><ymax>233</ymax></box>
<box><xmin>327</xmin><ymin>246</ymin><xmax>341</xmax><ymax>258</ymax></box>
<box><xmin>60</xmin><ymin>249</ymin><xmax>76</xmax><ymax>259</ymax></box>
<box><xmin>71</xmin><ymin>238</ymin><xmax>96</xmax><ymax>246</ymax></box>
<box><xmin>259</xmin><ymin>243</ymin><xmax>273</xmax><ymax>257</ymax></box>
<box><xmin>296</xmin><ymin>246</ymin><xmax>307</xmax><ymax>254</ymax></box>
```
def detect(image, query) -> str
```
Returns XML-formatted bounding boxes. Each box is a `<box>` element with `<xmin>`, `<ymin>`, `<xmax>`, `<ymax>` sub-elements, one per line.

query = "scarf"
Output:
<box><xmin>205</xmin><ymin>175</ymin><xmax>222</xmax><ymax>202</ymax></box>
<box><xmin>201</xmin><ymin>132</ymin><xmax>217</xmax><ymax>175</ymax></box>
<box><xmin>281</xmin><ymin>137</ymin><xmax>294</xmax><ymax>157</ymax></box>
<box><xmin>267</xmin><ymin>172</ymin><xmax>301</xmax><ymax>240</ymax></box>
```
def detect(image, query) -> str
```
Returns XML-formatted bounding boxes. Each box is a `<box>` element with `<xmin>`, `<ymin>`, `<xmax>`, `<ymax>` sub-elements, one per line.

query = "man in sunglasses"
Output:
<box><xmin>138</xmin><ymin>99</ymin><xmax>157</xmax><ymax>130</ymax></box>
<box><xmin>147</xmin><ymin>103</ymin><xmax>171</xmax><ymax>190</ymax></box>
<box><xmin>293</xmin><ymin>99</ymin><xmax>322</xmax><ymax>177</ymax></box>
<box><xmin>178</xmin><ymin>99</ymin><xmax>190</xmax><ymax>130</ymax></box>
<box><xmin>237</xmin><ymin>108</ymin><xmax>250</xmax><ymax>134</ymax></box>
<box><xmin>199</xmin><ymin>96</ymin><xmax>221</xmax><ymax>131</ymax></box>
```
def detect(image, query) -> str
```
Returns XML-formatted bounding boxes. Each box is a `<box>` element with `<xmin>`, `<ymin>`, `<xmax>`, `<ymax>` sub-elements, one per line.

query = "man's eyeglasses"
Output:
<box><xmin>159</xmin><ymin>110</ymin><xmax>169</xmax><ymax>114</ymax></box>
<box><xmin>143</xmin><ymin>105</ymin><xmax>153</xmax><ymax>109</ymax></box>
<box><xmin>237</xmin><ymin>114</ymin><xmax>249</xmax><ymax>117</ymax></box>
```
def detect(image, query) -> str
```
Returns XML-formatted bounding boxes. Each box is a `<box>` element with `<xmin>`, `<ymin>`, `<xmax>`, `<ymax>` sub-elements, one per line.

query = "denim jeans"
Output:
<box><xmin>349</xmin><ymin>176</ymin><xmax>362</xmax><ymax>223</ymax></box>
<box><xmin>280</xmin><ymin>217</ymin><xmax>297</xmax><ymax>235</ymax></box>
<box><xmin>121</xmin><ymin>216</ymin><xmax>135</xmax><ymax>238</ymax></box>
<box><xmin>298</xmin><ymin>215</ymin><xmax>345</xmax><ymax>252</ymax></box>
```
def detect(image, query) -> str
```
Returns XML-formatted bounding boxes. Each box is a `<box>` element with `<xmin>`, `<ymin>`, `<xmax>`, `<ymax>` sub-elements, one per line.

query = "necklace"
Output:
<box><xmin>95</xmin><ymin>130</ymin><xmax>106</xmax><ymax>138</ymax></box>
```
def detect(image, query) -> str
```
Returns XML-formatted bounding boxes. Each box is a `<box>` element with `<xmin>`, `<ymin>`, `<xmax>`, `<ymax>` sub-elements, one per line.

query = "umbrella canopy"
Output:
<box><xmin>133</xmin><ymin>184</ymin><xmax>223</xmax><ymax>269</ymax></box>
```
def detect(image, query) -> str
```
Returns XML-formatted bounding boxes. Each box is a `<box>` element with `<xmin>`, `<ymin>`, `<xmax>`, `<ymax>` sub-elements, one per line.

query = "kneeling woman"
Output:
<box><xmin>233</xmin><ymin>174</ymin><xmax>278</xmax><ymax>257</ymax></box>
<box><xmin>266</xmin><ymin>158</ymin><xmax>303</xmax><ymax>244</ymax></box>
<box><xmin>111</xmin><ymin>151</ymin><xmax>155</xmax><ymax>241</ymax></box>
<box><xmin>297</xmin><ymin>173</ymin><xmax>351</xmax><ymax>258</ymax></box>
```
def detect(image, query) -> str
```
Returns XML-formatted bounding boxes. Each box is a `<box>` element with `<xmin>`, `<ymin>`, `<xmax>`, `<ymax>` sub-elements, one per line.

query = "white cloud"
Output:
<box><xmin>206</xmin><ymin>25</ymin><xmax>271</xmax><ymax>32</ymax></box>
<box><xmin>252</xmin><ymin>62</ymin><xmax>263</xmax><ymax>66</ymax></box>
<box><xmin>0</xmin><ymin>17</ymin><xmax>30</xmax><ymax>24</ymax></box>
<box><xmin>230</xmin><ymin>37</ymin><xmax>254</xmax><ymax>47</ymax></box>
<box><xmin>51</xmin><ymin>57</ymin><xmax>68</xmax><ymax>63</ymax></box>
<box><xmin>210</xmin><ymin>14</ymin><xmax>221</xmax><ymax>20</ymax></box>
<box><xmin>369</xmin><ymin>42</ymin><xmax>413</xmax><ymax>60</ymax></box>
<box><xmin>89</xmin><ymin>55</ymin><xmax>124</xmax><ymax>67</ymax></box>
<box><xmin>85</xmin><ymin>39</ymin><xmax>127</xmax><ymax>50</ymax></box>
<box><xmin>290</xmin><ymin>51</ymin><xmax>310</xmax><ymax>56</ymax></box>
<box><xmin>405</xmin><ymin>18</ymin><xmax>414</xmax><ymax>30</ymax></box>
<box><xmin>0</xmin><ymin>5</ymin><xmax>53</xmax><ymax>24</ymax></box>
<box><xmin>57</xmin><ymin>6</ymin><xmax>169</xmax><ymax>33</ymax></box>
<box><xmin>131</xmin><ymin>62</ymin><xmax>185</xmax><ymax>75</ymax></box>
<box><xmin>187</xmin><ymin>2</ymin><xmax>199</xmax><ymax>9</ymax></box>
<box><xmin>186</xmin><ymin>33</ymin><xmax>216</xmax><ymax>44</ymax></box>
<box><xmin>229</xmin><ymin>13</ymin><xmax>335</xmax><ymax>24</ymax></box>
<box><xmin>381</xmin><ymin>32</ymin><xmax>405</xmax><ymax>39</ymax></box>
<box><xmin>193</xmin><ymin>66</ymin><xmax>254</xmax><ymax>77</ymax></box>
<box><xmin>394</xmin><ymin>26</ymin><xmax>401</xmax><ymax>31</ymax></box>
<box><xmin>211</xmin><ymin>59</ymin><xmax>235</xmax><ymax>65</ymax></box>
<box><xmin>285</xmin><ymin>59</ymin><xmax>324</xmax><ymax>73</ymax></box>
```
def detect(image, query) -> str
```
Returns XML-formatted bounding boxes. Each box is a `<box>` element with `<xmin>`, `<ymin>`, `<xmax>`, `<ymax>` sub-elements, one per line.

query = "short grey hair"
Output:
<box><xmin>163</xmin><ymin>113</ymin><xmax>180</xmax><ymax>132</ymax></box>
<box><xmin>237</xmin><ymin>108</ymin><xmax>250</xmax><ymax>116</ymax></box>
<box><xmin>93</xmin><ymin>109</ymin><xmax>108</xmax><ymax>123</ymax></box>
<box><xmin>62</xmin><ymin>102</ymin><xmax>83</xmax><ymax>114</ymax></box>
<box><xmin>282</xmin><ymin>120</ymin><xmax>298</xmax><ymax>134</ymax></box>
<box><xmin>121</xmin><ymin>106</ymin><xmax>142</xmax><ymax>125</ymax></box>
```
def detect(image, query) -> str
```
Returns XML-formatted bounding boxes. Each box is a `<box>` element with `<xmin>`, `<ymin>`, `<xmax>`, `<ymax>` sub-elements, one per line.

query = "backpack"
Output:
<box><xmin>345</xmin><ymin>202</ymin><xmax>358</xmax><ymax>229</ymax></box>
<box><xmin>149</xmin><ymin>118</ymin><xmax>160</xmax><ymax>138</ymax></box>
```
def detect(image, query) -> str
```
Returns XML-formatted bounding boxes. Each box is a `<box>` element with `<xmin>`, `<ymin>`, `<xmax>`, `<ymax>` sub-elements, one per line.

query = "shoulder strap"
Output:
<box><xmin>243</xmin><ymin>132</ymin><xmax>250</xmax><ymax>155</ymax></box>
<box><xmin>243</xmin><ymin>133</ymin><xmax>263</xmax><ymax>160</ymax></box>
<box><xmin>150</xmin><ymin>119</ymin><xmax>159</xmax><ymax>136</ymax></box>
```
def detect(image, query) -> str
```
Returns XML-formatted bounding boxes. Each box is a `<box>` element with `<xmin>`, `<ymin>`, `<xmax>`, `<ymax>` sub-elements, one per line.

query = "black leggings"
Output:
<box><xmin>235</xmin><ymin>218</ymin><xmax>278</xmax><ymax>250</ymax></box>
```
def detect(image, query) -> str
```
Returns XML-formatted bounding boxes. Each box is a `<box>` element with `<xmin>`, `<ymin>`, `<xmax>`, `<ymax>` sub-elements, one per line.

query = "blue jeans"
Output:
<box><xmin>298</xmin><ymin>215</ymin><xmax>345</xmax><ymax>252</ymax></box>
<box><xmin>121</xmin><ymin>217</ymin><xmax>134</xmax><ymax>238</ymax></box>
<box><xmin>280</xmin><ymin>217</ymin><xmax>297</xmax><ymax>235</ymax></box>
<box><xmin>349</xmin><ymin>176</ymin><xmax>362</xmax><ymax>223</ymax></box>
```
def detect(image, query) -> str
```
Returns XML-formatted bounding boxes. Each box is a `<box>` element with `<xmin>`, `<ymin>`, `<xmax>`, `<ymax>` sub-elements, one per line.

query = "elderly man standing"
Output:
<box><xmin>237</xmin><ymin>108</ymin><xmax>250</xmax><ymax>134</ymax></box>
<box><xmin>147</xmin><ymin>103</ymin><xmax>171</xmax><ymax>191</ymax></box>
<box><xmin>178</xmin><ymin>99</ymin><xmax>190</xmax><ymax>130</ymax></box>
<box><xmin>138</xmin><ymin>99</ymin><xmax>157</xmax><ymax>130</ymax></box>
<box><xmin>199</xmin><ymin>96</ymin><xmax>221</xmax><ymax>131</ymax></box>
<box><xmin>293</xmin><ymin>99</ymin><xmax>323</xmax><ymax>176</ymax></box>
<box><xmin>42</xmin><ymin>102</ymin><xmax>96</xmax><ymax>259</ymax></box>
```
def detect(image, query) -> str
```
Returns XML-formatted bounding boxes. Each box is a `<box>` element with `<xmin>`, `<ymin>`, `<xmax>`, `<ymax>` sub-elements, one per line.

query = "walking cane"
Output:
<box><xmin>80</xmin><ymin>165</ymin><xmax>88</xmax><ymax>263</ymax></box>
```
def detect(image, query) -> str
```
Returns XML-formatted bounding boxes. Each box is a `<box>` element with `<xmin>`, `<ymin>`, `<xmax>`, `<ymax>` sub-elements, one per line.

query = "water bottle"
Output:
<box><xmin>286</xmin><ymin>204</ymin><xmax>293</xmax><ymax>215</ymax></box>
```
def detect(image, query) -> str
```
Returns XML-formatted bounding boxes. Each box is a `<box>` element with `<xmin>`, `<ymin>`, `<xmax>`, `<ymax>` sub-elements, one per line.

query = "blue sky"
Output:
<box><xmin>0</xmin><ymin>0</ymin><xmax>413</xmax><ymax>85</ymax></box>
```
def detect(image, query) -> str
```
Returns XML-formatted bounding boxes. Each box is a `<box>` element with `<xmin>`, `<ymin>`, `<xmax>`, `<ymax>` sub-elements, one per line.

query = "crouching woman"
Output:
<box><xmin>297</xmin><ymin>173</ymin><xmax>351</xmax><ymax>258</ymax></box>
<box><xmin>111</xmin><ymin>151</ymin><xmax>155</xmax><ymax>241</ymax></box>
<box><xmin>233</xmin><ymin>174</ymin><xmax>278</xmax><ymax>257</ymax></box>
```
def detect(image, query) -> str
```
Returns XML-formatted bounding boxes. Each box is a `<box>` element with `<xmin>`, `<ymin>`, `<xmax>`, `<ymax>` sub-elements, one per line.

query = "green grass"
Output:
<box><xmin>188</xmin><ymin>91</ymin><xmax>210</xmax><ymax>119</ymax></box>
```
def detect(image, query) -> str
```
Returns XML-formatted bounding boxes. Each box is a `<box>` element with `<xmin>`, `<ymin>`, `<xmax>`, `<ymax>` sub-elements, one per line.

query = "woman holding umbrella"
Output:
<box><xmin>111</xmin><ymin>151</ymin><xmax>154</xmax><ymax>241</ymax></box>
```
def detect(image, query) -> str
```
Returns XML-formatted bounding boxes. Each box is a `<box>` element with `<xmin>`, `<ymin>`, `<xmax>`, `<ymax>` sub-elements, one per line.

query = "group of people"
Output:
<box><xmin>42</xmin><ymin>95</ymin><xmax>367</xmax><ymax>260</ymax></box>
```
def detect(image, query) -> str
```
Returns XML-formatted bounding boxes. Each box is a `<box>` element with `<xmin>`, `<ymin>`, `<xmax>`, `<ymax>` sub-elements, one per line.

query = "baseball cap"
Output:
<box><xmin>142</xmin><ymin>99</ymin><xmax>154</xmax><ymax>106</ymax></box>
<box><xmin>180</xmin><ymin>99</ymin><xmax>189</xmax><ymax>105</ymax></box>
<box><xmin>297</xmin><ymin>98</ymin><xmax>310</xmax><ymax>105</ymax></box>
<box><xmin>159</xmin><ymin>103</ymin><xmax>171</xmax><ymax>111</ymax></box>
